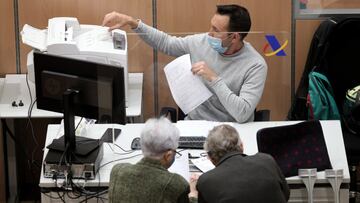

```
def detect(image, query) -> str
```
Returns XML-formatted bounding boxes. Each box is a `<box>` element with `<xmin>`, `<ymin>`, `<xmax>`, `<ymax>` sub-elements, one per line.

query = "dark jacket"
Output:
<box><xmin>196</xmin><ymin>152</ymin><xmax>290</xmax><ymax>203</ymax></box>
<box><xmin>109</xmin><ymin>157</ymin><xmax>192</xmax><ymax>203</ymax></box>
<box><xmin>288</xmin><ymin>18</ymin><xmax>339</xmax><ymax>120</ymax></box>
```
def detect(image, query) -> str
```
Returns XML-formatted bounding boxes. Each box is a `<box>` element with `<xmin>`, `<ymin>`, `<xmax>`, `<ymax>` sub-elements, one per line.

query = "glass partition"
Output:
<box><xmin>16</xmin><ymin>0</ymin><xmax>292</xmax><ymax>122</ymax></box>
<box><xmin>295</xmin><ymin>0</ymin><xmax>360</xmax><ymax>19</ymax></box>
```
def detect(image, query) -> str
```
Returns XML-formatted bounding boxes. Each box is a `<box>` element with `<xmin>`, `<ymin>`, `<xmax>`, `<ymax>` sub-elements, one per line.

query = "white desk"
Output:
<box><xmin>0</xmin><ymin>73</ymin><xmax>143</xmax><ymax>119</ymax></box>
<box><xmin>40</xmin><ymin>120</ymin><xmax>350</xmax><ymax>202</ymax></box>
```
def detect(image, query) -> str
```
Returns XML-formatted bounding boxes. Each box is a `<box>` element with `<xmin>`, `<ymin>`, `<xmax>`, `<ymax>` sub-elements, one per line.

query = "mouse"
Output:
<box><xmin>131</xmin><ymin>137</ymin><xmax>141</xmax><ymax>150</ymax></box>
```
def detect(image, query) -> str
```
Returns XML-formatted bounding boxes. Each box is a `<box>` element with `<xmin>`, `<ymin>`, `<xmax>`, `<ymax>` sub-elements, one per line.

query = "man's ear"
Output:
<box><xmin>163</xmin><ymin>150</ymin><xmax>174</xmax><ymax>163</ymax></box>
<box><xmin>207</xmin><ymin>155</ymin><xmax>217</xmax><ymax>166</ymax></box>
<box><xmin>239</xmin><ymin>142</ymin><xmax>244</xmax><ymax>153</ymax></box>
<box><xmin>229</xmin><ymin>33</ymin><xmax>239</xmax><ymax>43</ymax></box>
<box><xmin>160</xmin><ymin>150</ymin><xmax>173</xmax><ymax>168</ymax></box>
<box><xmin>235</xmin><ymin>33</ymin><xmax>242</xmax><ymax>42</ymax></box>
<box><xmin>166</xmin><ymin>150</ymin><xmax>173</xmax><ymax>160</ymax></box>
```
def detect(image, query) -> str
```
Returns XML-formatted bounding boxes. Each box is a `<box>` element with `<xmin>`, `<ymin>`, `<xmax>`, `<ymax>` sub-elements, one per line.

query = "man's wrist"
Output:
<box><xmin>209</xmin><ymin>76</ymin><xmax>219</xmax><ymax>82</ymax></box>
<box><xmin>128</xmin><ymin>17</ymin><xmax>140</xmax><ymax>29</ymax></box>
<box><xmin>188</xmin><ymin>192</ymin><xmax>198</xmax><ymax>198</ymax></box>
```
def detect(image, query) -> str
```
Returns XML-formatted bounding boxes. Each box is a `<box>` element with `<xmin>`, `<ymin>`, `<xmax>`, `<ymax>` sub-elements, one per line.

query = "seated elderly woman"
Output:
<box><xmin>108</xmin><ymin>117</ymin><xmax>195</xmax><ymax>203</ymax></box>
<box><xmin>189</xmin><ymin>124</ymin><xmax>289</xmax><ymax>203</ymax></box>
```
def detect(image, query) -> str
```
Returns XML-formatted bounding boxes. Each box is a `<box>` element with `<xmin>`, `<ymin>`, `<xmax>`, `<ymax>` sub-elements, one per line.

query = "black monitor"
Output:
<box><xmin>33</xmin><ymin>52</ymin><xmax>126</xmax><ymax>158</ymax></box>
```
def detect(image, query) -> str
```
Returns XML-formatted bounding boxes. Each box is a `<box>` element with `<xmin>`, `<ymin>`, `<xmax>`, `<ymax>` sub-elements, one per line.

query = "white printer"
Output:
<box><xmin>21</xmin><ymin>17</ymin><xmax>129</xmax><ymax>106</ymax></box>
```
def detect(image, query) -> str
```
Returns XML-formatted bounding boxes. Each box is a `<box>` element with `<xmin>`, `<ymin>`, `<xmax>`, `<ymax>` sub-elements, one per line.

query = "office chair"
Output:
<box><xmin>159</xmin><ymin>107</ymin><xmax>270</xmax><ymax>122</ymax></box>
<box><xmin>254</xmin><ymin>109</ymin><xmax>270</xmax><ymax>121</ymax></box>
<box><xmin>257</xmin><ymin>120</ymin><xmax>332</xmax><ymax>177</ymax></box>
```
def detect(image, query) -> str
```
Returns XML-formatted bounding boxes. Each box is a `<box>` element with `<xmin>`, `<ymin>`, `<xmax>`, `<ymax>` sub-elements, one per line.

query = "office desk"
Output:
<box><xmin>40</xmin><ymin>120</ymin><xmax>350</xmax><ymax>202</ymax></box>
<box><xmin>0</xmin><ymin>73</ymin><xmax>144</xmax><ymax>119</ymax></box>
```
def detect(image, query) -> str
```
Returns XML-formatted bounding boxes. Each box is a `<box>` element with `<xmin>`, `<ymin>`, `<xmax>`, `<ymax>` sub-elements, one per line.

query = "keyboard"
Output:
<box><xmin>178</xmin><ymin>136</ymin><xmax>206</xmax><ymax>149</ymax></box>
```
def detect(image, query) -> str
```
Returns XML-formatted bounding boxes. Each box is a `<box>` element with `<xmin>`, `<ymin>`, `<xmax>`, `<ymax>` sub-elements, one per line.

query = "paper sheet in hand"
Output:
<box><xmin>164</xmin><ymin>54</ymin><xmax>212</xmax><ymax>114</ymax></box>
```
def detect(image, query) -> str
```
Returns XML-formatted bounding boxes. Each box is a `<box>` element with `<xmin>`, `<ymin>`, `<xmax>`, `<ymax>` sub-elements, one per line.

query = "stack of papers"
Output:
<box><xmin>21</xmin><ymin>24</ymin><xmax>47</xmax><ymax>51</ymax></box>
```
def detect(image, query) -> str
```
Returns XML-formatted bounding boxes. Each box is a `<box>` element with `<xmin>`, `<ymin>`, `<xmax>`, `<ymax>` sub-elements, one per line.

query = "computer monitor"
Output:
<box><xmin>33</xmin><ymin>51</ymin><xmax>126</xmax><ymax>157</ymax></box>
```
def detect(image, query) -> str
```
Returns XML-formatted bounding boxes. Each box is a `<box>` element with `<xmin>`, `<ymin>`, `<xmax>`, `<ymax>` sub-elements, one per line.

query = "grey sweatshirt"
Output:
<box><xmin>134</xmin><ymin>21</ymin><xmax>267</xmax><ymax>123</ymax></box>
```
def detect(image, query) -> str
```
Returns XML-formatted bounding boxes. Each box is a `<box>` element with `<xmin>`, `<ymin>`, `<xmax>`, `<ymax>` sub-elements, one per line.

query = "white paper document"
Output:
<box><xmin>169</xmin><ymin>150</ymin><xmax>190</xmax><ymax>181</ymax></box>
<box><xmin>191</xmin><ymin>157</ymin><xmax>215</xmax><ymax>173</ymax></box>
<box><xmin>164</xmin><ymin>54</ymin><xmax>212</xmax><ymax>114</ymax></box>
<box><xmin>21</xmin><ymin>24</ymin><xmax>47</xmax><ymax>51</ymax></box>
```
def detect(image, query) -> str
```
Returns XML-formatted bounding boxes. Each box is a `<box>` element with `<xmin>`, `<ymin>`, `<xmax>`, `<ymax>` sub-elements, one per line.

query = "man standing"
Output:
<box><xmin>103</xmin><ymin>4</ymin><xmax>267</xmax><ymax>123</ymax></box>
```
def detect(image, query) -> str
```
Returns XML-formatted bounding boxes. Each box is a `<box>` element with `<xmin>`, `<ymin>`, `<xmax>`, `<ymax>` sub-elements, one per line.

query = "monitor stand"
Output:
<box><xmin>43</xmin><ymin>89</ymin><xmax>103</xmax><ymax>180</ymax></box>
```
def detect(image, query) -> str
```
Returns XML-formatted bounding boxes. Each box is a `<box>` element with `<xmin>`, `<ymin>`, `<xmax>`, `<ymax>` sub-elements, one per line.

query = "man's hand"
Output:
<box><xmin>189</xmin><ymin>173</ymin><xmax>200</xmax><ymax>199</ymax></box>
<box><xmin>102</xmin><ymin>12</ymin><xmax>139</xmax><ymax>31</ymax></box>
<box><xmin>191</xmin><ymin>61</ymin><xmax>218</xmax><ymax>82</ymax></box>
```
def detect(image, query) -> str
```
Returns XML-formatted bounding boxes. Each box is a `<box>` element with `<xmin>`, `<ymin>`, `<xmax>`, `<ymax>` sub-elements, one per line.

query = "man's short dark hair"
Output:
<box><xmin>216</xmin><ymin>4</ymin><xmax>251</xmax><ymax>40</ymax></box>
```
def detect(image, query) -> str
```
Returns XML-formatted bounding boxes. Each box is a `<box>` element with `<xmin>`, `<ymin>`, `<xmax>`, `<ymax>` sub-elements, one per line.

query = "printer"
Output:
<box><xmin>21</xmin><ymin>17</ymin><xmax>129</xmax><ymax>105</ymax></box>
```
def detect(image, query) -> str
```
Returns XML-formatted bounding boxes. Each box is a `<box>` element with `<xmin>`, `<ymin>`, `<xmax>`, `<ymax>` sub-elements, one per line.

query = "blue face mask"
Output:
<box><xmin>207</xmin><ymin>35</ymin><xmax>229</xmax><ymax>54</ymax></box>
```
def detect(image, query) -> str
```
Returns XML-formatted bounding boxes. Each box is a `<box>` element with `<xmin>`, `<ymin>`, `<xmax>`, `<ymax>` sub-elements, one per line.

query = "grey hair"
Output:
<box><xmin>204</xmin><ymin>124</ymin><xmax>243</xmax><ymax>164</ymax></box>
<box><xmin>140</xmin><ymin>117</ymin><xmax>180</xmax><ymax>159</ymax></box>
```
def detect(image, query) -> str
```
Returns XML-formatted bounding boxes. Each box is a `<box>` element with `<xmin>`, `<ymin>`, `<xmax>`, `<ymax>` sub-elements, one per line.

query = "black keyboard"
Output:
<box><xmin>178</xmin><ymin>136</ymin><xmax>206</xmax><ymax>149</ymax></box>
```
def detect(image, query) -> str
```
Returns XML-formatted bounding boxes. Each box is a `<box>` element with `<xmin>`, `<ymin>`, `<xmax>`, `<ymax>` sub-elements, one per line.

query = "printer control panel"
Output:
<box><xmin>113</xmin><ymin>32</ymin><xmax>126</xmax><ymax>50</ymax></box>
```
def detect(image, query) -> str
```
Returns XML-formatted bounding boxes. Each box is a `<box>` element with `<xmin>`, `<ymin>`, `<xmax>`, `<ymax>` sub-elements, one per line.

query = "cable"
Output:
<box><xmin>1</xmin><ymin>119</ymin><xmax>41</xmax><ymax>169</ymax></box>
<box><xmin>40</xmin><ymin>152</ymin><xmax>142</xmax><ymax>202</ymax></box>
<box><xmin>25</xmin><ymin>74</ymin><xmax>42</xmax><ymax>183</ymax></box>
<box><xmin>25</xmin><ymin>72</ymin><xmax>33</xmax><ymax>115</ymax></box>
<box><xmin>27</xmin><ymin>99</ymin><xmax>39</xmax><ymax>176</ymax></box>
<box><xmin>78</xmin><ymin>190</ymin><xmax>108</xmax><ymax>203</ymax></box>
<box><xmin>66</xmin><ymin>190</ymin><xmax>82</xmax><ymax>199</ymax></box>
<box><xmin>65</xmin><ymin>152</ymin><xmax>142</xmax><ymax>200</ymax></box>
<box><xmin>96</xmin><ymin>153</ymin><xmax>143</xmax><ymax>174</ymax></box>
<box><xmin>40</xmin><ymin>138</ymin><xmax>141</xmax><ymax>201</ymax></box>
<box><xmin>56</xmin><ymin>191</ymin><xmax>66</xmax><ymax>203</ymax></box>
<box><xmin>113</xmin><ymin>143</ymin><xmax>136</xmax><ymax>153</ymax></box>
<box><xmin>75</xmin><ymin>117</ymin><xmax>84</xmax><ymax>131</ymax></box>
<box><xmin>107</xmin><ymin>143</ymin><xmax>136</xmax><ymax>155</ymax></box>
<box><xmin>58</xmin><ymin>144</ymin><xmax>69</xmax><ymax>166</ymax></box>
<box><xmin>41</xmin><ymin>191</ymin><xmax>62</xmax><ymax>200</ymax></box>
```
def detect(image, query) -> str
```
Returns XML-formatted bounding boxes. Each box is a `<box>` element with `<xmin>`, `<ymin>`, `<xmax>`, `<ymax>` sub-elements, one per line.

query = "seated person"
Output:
<box><xmin>102</xmin><ymin>4</ymin><xmax>267</xmax><ymax>123</ymax></box>
<box><xmin>108</xmin><ymin>117</ymin><xmax>194</xmax><ymax>203</ymax></box>
<box><xmin>189</xmin><ymin>124</ymin><xmax>289</xmax><ymax>203</ymax></box>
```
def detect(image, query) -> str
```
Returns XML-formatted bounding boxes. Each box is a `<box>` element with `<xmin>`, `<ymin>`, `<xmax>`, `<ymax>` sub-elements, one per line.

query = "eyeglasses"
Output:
<box><xmin>200</xmin><ymin>152</ymin><xmax>208</xmax><ymax>157</ymax></box>
<box><xmin>170</xmin><ymin>149</ymin><xmax>182</xmax><ymax>158</ymax></box>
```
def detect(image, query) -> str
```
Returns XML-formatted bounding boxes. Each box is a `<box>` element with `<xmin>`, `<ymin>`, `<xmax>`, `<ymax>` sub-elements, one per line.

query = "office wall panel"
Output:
<box><xmin>0</xmin><ymin>0</ymin><xmax>16</xmax><ymax>75</ymax></box>
<box><xmin>157</xmin><ymin>0</ymin><xmax>291</xmax><ymax>120</ymax></box>
<box><xmin>18</xmin><ymin>0</ymin><xmax>155</xmax><ymax>120</ymax></box>
<box><xmin>240</xmin><ymin>0</ymin><xmax>291</xmax><ymax>120</ymax></box>
<box><xmin>0</xmin><ymin>0</ymin><xmax>13</xmax><ymax>200</ymax></box>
